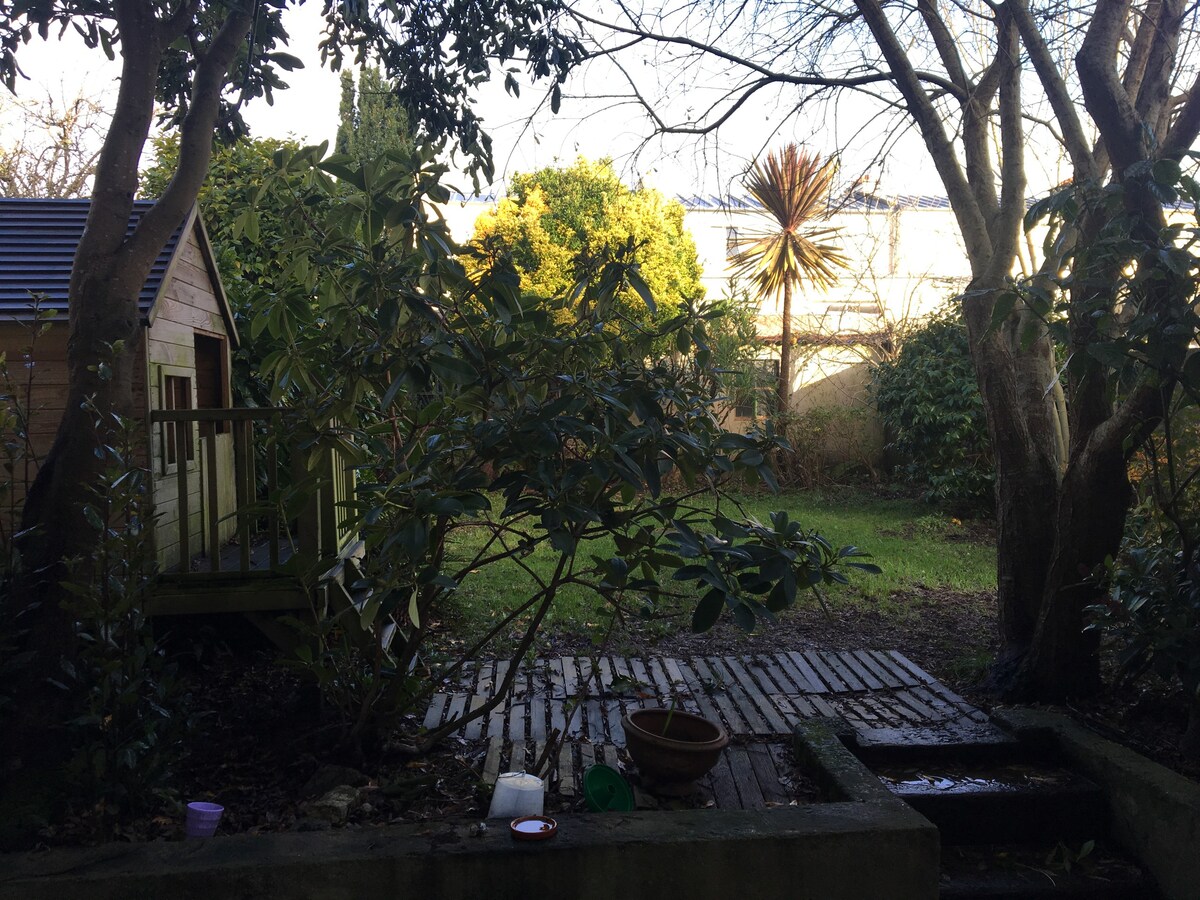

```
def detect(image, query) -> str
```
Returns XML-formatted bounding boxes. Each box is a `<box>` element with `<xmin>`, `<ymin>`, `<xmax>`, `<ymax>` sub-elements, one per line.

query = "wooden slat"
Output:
<box><xmin>175</xmin><ymin>422</ymin><xmax>191</xmax><ymax>565</ymax></box>
<box><xmin>463</xmin><ymin>695</ymin><xmax>487</xmax><ymax>740</ymax></box>
<box><xmin>778</xmin><ymin>651</ymin><xmax>827</xmax><ymax>693</ymax></box>
<box><xmin>866</xmin><ymin>650</ymin><xmax>920</xmax><ymax>686</ymax></box>
<box><xmin>507</xmin><ymin>664</ymin><xmax>527</xmax><ymax>740</ymax></box>
<box><xmin>913</xmin><ymin>683</ymin><xmax>980</xmax><ymax>723</ymax></box>
<box><xmin>203</xmin><ymin>432</ymin><xmax>220</xmax><ymax>572</ymax></box>
<box><xmin>544</xmin><ymin>659</ymin><xmax>568</xmax><ymax>735</ymax></box>
<box><xmin>727</xmin><ymin>746</ymin><xmax>765</xmax><ymax>809</ymax></box>
<box><xmin>885</xmin><ymin>650</ymin><xmax>937</xmax><ymax>684</ymax></box>
<box><xmin>509</xmin><ymin>739</ymin><xmax>527</xmax><ymax>773</ymax></box>
<box><xmin>444</xmin><ymin>693</ymin><xmax>468</xmax><ymax>729</ymax></box>
<box><xmin>628</xmin><ymin>657</ymin><xmax>652</xmax><ymax>695</ymax></box>
<box><xmin>579</xmin><ymin>741</ymin><xmax>595</xmax><ymax>773</ymax></box>
<box><xmin>708</xmin><ymin>752</ymin><xmax>741</xmax><ymax>809</ymax></box>
<box><xmin>489</xmin><ymin>659</ymin><xmax>510</xmax><ymax>739</ymax></box>
<box><xmin>597</xmin><ymin>656</ymin><xmax>614</xmax><ymax>691</ymax></box>
<box><xmin>528</xmin><ymin>667</ymin><xmax>548</xmax><ymax>741</ymax></box>
<box><xmin>891</xmin><ymin>687</ymin><xmax>943</xmax><ymax>721</ymax></box>
<box><xmin>768</xmin><ymin>743</ymin><xmax>800</xmax><ymax>801</ymax></box>
<box><xmin>557</xmin><ymin>743</ymin><xmax>575</xmax><ymax>796</ymax></box>
<box><xmin>869</xmin><ymin>691</ymin><xmax>925</xmax><ymax>725</ymax></box>
<box><xmin>723</xmin><ymin>656</ymin><xmax>789</xmax><ymax>734</ymax></box>
<box><xmin>559</xmin><ymin>656</ymin><xmax>579</xmax><ymax>700</ymax></box>
<box><xmin>475</xmin><ymin>661</ymin><xmax>495</xmax><ymax>699</ymax></box>
<box><xmin>693</xmin><ymin>657</ymin><xmax>753</xmax><ymax>735</ymax></box>
<box><xmin>848</xmin><ymin>649</ymin><xmax>902</xmax><ymax>688</ymax></box>
<box><xmin>799</xmin><ymin>650</ymin><xmax>847</xmax><ymax>692</ymax></box>
<box><xmin>577</xmin><ymin>657</ymin><xmax>595</xmax><ymax>697</ymax></box>
<box><xmin>266</xmin><ymin>433</ymin><xmax>280</xmax><ymax>570</ymax></box>
<box><xmin>846</xmin><ymin>695</ymin><xmax>900</xmax><ymax>728</ymax></box>
<box><xmin>236</xmin><ymin>419</ymin><xmax>252</xmax><ymax>572</ymax></box>
<box><xmin>836</xmin><ymin>650</ymin><xmax>884</xmax><ymax>690</ymax></box>
<box><xmin>675</xmin><ymin>659</ymin><xmax>723</xmax><ymax>725</ymax></box>
<box><xmin>662</xmin><ymin>659</ymin><xmax>702</xmax><ymax>715</ymax></box>
<box><xmin>747</xmin><ymin>742</ymin><xmax>789</xmax><ymax>805</ymax></box>
<box><xmin>422</xmin><ymin>693</ymin><xmax>448</xmax><ymax>731</ymax></box>
<box><xmin>595</xmin><ymin>744</ymin><xmax>617</xmax><ymax>769</ymax></box>
<box><xmin>756</xmin><ymin>654</ymin><xmax>805</xmax><ymax>696</ymax></box>
<box><xmin>706</xmin><ymin>657</ymin><xmax>769</xmax><ymax>734</ymax></box>
<box><xmin>817</xmin><ymin>650</ymin><xmax>866</xmax><ymax>692</ymax></box>
<box><xmin>585</xmin><ymin>698</ymin><xmax>606</xmax><ymax>742</ymax></box>
<box><xmin>605</xmin><ymin>699</ymin><xmax>625</xmax><ymax>744</ymax></box>
<box><xmin>645</xmin><ymin>657</ymin><xmax>675</xmax><ymax>702</ymax></box>
<box><xmin>482</xmin><ymin>738</ymin><xmax>502</xmax><ymax>785</ymax></box>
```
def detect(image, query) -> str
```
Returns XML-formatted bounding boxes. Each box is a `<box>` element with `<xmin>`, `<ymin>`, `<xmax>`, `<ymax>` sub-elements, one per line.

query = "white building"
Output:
<box><xmin>437</xmin><ymin>189</ymin><xmax>975</xmax><ymax>468</ymax></box>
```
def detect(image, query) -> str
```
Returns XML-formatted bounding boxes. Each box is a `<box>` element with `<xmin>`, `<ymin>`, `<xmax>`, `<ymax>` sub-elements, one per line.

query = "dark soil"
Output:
<box><xmin>9</xmin><ymin>583</ymin><xmax>1197</xmax><ymax>850</ymax></box>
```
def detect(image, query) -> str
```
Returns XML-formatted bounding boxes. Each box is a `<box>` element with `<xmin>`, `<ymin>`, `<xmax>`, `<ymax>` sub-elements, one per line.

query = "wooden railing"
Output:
<box><xmin>148</xmin><ymin>408</ymin><xmax>356</xmax><ymax>577</ymax></box>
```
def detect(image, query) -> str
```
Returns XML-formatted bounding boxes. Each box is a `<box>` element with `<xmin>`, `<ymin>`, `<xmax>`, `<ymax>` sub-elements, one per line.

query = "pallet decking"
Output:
<box><xmin>424</xmin><ymin>649</ymin><xmax>989</xmax><ymax>810</ymax></box>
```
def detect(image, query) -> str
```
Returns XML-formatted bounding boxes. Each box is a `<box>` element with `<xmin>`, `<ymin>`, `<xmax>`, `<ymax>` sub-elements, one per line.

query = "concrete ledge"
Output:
<box><xmin>994</xmin><ymin>706</ymin><xmax>1200</xmax><ymax>900</ymax></box>
<box><xmin>1</xmin><ymin>723</ymin><xmax>938</xmax><ymax>900</ymax></box>
<box><xmin>1</xmin><ymin>802</ymin><xmax>936</xmax><ymax>900</ymax></box>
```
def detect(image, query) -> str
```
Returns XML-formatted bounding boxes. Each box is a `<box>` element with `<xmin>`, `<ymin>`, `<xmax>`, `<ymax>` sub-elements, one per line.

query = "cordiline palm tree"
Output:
<box><xmin>730</xmin><ymin>146</ymin><xmax>848</xmax><ymax>412</ymax></box>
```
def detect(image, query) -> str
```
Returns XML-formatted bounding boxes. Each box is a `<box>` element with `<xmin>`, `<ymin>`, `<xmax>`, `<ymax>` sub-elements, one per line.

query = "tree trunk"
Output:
<box><xmin>777</xmin><ymin>278</ymin><xmax>793</xmax><ymax>413</ymax></box>
<box><xmin>7</xmin><ymin>258</ymin><xmax>144</xmax><ymax>761</ymax></box>
<box><xmin>1016</xmin><ymin>443</ymin><xmax>1132</xmax><ymax>697</ymax></box>
<box><xmin>4</xmin><ymin>3</ymin><xmax>252</xmax><ymax>761</ymax></box>
<box><xmin>962</xmin><ymin>285</ymin><xmax>1064</xmax><ymax>683</ymax></box>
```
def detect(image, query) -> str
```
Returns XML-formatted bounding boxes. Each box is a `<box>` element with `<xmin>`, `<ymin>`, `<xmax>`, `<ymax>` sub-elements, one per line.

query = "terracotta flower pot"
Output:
<box><xmin>621</xmin><ymin>707</ymin><xmax>729</xmax><ymax>783</ymax></box>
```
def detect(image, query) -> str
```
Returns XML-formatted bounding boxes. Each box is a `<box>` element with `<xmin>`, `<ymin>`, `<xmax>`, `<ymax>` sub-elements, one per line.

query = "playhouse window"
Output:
<box><xmin>164</xmin><ymin>374</ymin><xmax>193</xmax><ymax>465</ymax></box>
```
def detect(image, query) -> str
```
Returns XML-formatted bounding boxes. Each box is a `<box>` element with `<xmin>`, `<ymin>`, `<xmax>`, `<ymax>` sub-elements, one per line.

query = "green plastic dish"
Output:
<box><xmin>582</xmin><ymin>763</ymin><xmax>634</xmax><ymax>812</ymax></box>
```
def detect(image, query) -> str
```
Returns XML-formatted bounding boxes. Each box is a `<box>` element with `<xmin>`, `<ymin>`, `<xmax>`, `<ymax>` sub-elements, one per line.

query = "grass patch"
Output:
<box><xmin>440</xmin><ymin>487</ymin><xmax>996</xmax><ymax>650</ymax></box>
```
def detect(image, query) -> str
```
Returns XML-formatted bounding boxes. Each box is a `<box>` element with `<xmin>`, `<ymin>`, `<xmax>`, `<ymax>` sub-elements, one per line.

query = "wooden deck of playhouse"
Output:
<box><xmin>422</xmin><ymin>649</ymin><xmax>990</xmax><ymax>810</ymax></box>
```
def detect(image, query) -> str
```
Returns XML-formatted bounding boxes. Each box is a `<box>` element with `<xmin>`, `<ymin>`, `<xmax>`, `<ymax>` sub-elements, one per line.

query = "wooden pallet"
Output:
<box><xmin>479</xmin><ymin>737</ymin><xmax>802</xmax><ymax>811</ymax></box>
<box><xmin>429</xmin><ymin>649</ymin><xmax>990</xmax><ymax>812</ymax></box>
<box><xmin>427</xmin><ymin>649</ymin><xmax>987</xmax><ymax>744</ymax></box>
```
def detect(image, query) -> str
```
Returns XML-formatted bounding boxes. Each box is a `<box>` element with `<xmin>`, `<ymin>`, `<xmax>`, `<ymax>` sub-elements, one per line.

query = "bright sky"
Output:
<box><xmin>0</xmin><ymin>3</ymin><xmax>971</xmax><ymax>200</ymax></box>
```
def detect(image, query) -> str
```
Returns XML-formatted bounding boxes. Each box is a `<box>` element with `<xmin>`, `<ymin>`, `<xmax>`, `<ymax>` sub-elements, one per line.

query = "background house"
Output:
<box><xmin>0</xmin><ymin>198</ymin><xmax>239</xmax><ymax>570</ymax></box>
<box><xmin>680</xmin><ymin>191</ymin><xmax>972</xmax><ymax>466</ymax></box>
<box><xmin>440</xmin><ymin>188</ymin><xmax>974</xmax><ymax>468</ymax></box>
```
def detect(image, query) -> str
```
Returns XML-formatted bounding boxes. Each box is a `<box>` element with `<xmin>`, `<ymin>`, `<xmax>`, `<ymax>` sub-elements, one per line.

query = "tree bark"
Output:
<box><xmin>6</xmin><ymin>3</ymin><xmax>252</xmax><ymax>762</ymax></box>
<box><xmin>778</xmin><ymin>278</ymin><xmax>793</xmax><ymax>413</ymax></box>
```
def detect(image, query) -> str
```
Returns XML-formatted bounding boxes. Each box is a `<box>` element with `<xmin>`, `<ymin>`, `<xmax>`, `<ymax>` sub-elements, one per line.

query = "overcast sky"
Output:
<box><xmin>0</xmin><ymin>3</ymin><xmax>987</xmax><ymax>200</ymax></box>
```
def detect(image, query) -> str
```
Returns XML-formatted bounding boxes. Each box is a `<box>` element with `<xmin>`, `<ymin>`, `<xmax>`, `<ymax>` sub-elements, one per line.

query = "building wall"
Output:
<box><xmin>147</xmin><ymin>225</ymin><xmax>236</xmax><ymax>570</ymax></box>
<box><xmin>0</xmin><ymin>324</ymin><xmax>148</xmax><ymax>532</ymax></box>
<box><xmin>683</xmin><ymin>200</ymin><xmax>973</xmax><ymax>466</ymax></box>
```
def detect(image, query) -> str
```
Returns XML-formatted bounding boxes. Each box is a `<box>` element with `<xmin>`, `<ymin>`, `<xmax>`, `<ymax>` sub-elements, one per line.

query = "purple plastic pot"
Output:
<box><xmin>185</xmin><ymin>801</ymin><xmax>224</xmax><ymax>839</ymax></box>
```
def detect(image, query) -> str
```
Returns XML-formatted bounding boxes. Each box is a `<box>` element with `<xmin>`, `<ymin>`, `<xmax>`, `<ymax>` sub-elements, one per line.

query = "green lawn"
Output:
<box><xmin>441</xmin><ymin>487</ymin><xmax>996</xmax><ymax>647</ymax></box>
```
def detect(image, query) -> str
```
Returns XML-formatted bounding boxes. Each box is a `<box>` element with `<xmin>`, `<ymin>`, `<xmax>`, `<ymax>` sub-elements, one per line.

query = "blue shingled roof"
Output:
<box><xmin>0</xmin><ymin>198</ymin><xmax>186</xmax><ymax>322</ymax></box>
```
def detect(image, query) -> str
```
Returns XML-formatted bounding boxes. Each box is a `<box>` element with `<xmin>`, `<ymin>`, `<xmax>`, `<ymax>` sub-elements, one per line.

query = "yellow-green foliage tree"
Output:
<box><xmin>471</xmin><ymin>158</ymin><xmax>704</xmax><ymax>331</ymax></box>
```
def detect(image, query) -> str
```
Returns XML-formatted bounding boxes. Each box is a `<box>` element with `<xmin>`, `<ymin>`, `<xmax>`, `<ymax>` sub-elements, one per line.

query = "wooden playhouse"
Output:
<box><xmin>2</xmin><ymin>202</ymin><xmax>364</xmax><ymax>621</ymax></box>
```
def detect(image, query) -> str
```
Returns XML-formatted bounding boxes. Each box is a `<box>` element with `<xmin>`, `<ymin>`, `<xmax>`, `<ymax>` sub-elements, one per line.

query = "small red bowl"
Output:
<box><xmin>510</xmin><ymin>815</ymin><xmax>558</xmax><ymax>841</ymax></box>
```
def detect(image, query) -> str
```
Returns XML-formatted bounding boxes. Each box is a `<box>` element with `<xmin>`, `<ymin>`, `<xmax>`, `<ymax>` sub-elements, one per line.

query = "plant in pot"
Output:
<box><xmin>621</xmin><ymin>704</ymin><xmax>729</xmax><ymax>784</ymax></box>
<box><xmin>622</xmin><ymin>513</ymin><xmax>877</xmax><ymax>784</ymax></box>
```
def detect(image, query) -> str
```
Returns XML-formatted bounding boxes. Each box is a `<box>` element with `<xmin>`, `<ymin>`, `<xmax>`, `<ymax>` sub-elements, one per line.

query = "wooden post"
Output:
<box><xmin>234</xmin><ymin>418</ymin><xmax>251</xmax><ymax>572</ymax></box>
<box><xmin>267</xmin><ymin>417</ymin><xmax>280</xmax><ymax>571</ymax></box>
<box><xmin>204</xmin><ymin>431</ymin><xmax>220</xmax><ymax>572</ymax></box>
<box><xmin>175</xmin><ymin>420</ymin><xmax>190</xmax><ymax>571</ymax></box>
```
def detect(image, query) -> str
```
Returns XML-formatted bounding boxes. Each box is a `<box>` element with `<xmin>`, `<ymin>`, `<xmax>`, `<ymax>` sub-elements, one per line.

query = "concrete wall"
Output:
<box><xmin>0</xmin><ymin>721</ymin><xmax>940</xmax><ymax>900</ymax></box>
<box><xmin>0</xmin><ymin>803</ymin><xmax>938</xmax><ymax>900</ymax></box>
<box><xmin>995</xmin><ymin>707</ymin><xmax>1200</xmax><ymax>900</ymax></box>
